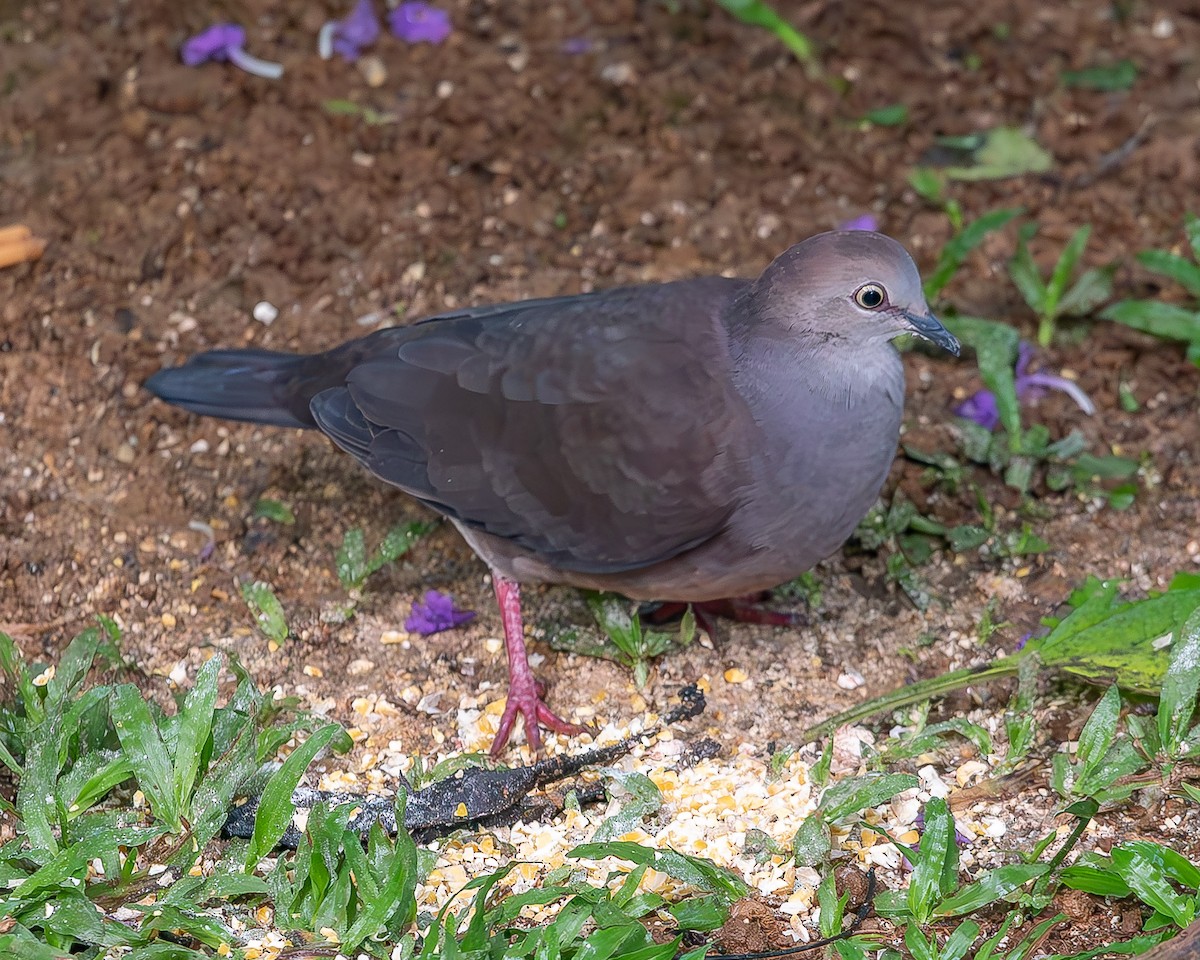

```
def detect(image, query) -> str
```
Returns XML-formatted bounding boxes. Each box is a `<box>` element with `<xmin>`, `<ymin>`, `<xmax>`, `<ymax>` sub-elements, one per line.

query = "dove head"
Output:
<box><xmin>750</xmin><ymin>231</ymin><xmax>959</xmax><ymax>356</ymax></box>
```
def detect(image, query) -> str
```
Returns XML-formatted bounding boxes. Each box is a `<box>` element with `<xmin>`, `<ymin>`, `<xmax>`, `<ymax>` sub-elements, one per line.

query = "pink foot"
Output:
<box><xmin>490</xmin><ymin>572</ymin><xmax>584</xmax><ymax>757</ymax></box>
<box><xmin>641</xmin><ymin>592</ymin><xmax>805</xmax><ymax>640</ymax></box>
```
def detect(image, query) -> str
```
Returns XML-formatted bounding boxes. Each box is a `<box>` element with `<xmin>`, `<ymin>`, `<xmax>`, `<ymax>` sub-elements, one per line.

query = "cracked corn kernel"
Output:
<box><xmin>724</xmin><ymin>667</ymin><xmax>748</xmax><ymax>683</ymax></box>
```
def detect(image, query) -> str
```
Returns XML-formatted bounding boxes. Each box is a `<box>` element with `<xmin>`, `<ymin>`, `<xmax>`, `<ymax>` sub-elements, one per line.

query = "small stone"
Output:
<box><xmin>190</xmin><ymin>439</ymin><xmax>210</xmax><ymax>454</ymax></box>
<box><xmin>115</xmin><ymin>443</ymin><xmax>135</xmax><ymax>464</ymax></box>
<box><xmin>357</xmin><ymin>55</ymin><xmax>386</xmax><ymax>87</ymax></box>
<box><xmin>252</xmin><ymin>301</ymin><xmax>278</xmax><ymax>325</ymax></box>
<box><xmin>836</xmin><ymin>669</ymin><xmax>865</xmax><ymax>690</ymax></box>
<box><xmin>161</xmin><ymin>612</ymin><xmax>177</xmax><ymax>628</ymax></box>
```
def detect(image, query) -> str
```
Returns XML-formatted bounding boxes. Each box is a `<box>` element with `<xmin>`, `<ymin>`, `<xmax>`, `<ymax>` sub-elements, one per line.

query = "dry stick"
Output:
<box><xmin>1068</xmin><ymin>114</ymin><xmax>1156</xmax><ymax>190</ymax></box>
<box><xmin>0</xmin><ymin>236</ymin><xmax>46</xmax><ymax>269</ymax></box>
<box><xmin>0</xmin><ymin>224</ymin><xmax>32</xmax><ymax>246</ymax></box>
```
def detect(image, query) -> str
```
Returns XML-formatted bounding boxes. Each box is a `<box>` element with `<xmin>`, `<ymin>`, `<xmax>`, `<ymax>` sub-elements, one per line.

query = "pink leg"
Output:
<box><xmin>490</xmin><ymin>571</ymin><xmax>584</xmax><ymax>757</ymax></box>
<box><xmin>640</xmin><ymin>593</ymin><xmax>804</xmax><ymax>641</ymax></box>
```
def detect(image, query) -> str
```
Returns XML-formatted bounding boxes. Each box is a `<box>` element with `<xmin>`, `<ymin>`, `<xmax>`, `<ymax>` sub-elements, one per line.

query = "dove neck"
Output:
<box><xmin>730</xmin><ymin>323</ymin><xmax>904</xmax><ymax>413</ymax></box>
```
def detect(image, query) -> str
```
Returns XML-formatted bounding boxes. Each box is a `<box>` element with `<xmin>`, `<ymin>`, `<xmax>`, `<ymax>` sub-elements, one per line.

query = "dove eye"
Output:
<box><xmin>854</xmin><ymin>283</ymin><xmax>887</xmax><ymax>310</ymax></box>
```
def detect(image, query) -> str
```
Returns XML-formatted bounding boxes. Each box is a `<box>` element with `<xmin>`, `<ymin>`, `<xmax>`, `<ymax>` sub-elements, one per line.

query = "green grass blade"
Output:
<box><xmin>170</xmin><ymin>654</ymin><xmax>222</xmax><ymax>818</ymax></box>
<box><xmin>1046</xmin><ymin>224</ymin><xmax>1092</xmax><ymax>316</ymax></box>
<box><xmin>1136</xmin><ymin>249</ymin><xmax>1200</xmax><ymax>298</ymax></box>
<box><xmin>1102</xmin><ymin>300</ymin><xmax>1200</xmax><ymax>344</ymax></box>
<box><xmin>1158</xmin><ymin>608</ymin><xmax>1200</xmax><ymax>755</ymax></box>
<box><xmin>935</xmin><ymin>863</ymin><xmax>1048</xmax><ymax>917</ymax></box>
<box><xmin>246</xmin><ymin>723</ymin><xmax>340</xmax><ymax>867</ymax></box>
<box><xmin>716</xmin><ymin>0</ymin><xmax>815</xmax><ymax>64</ymax></box>
<box><xmin>111</xmin><ymin>684</ymin><xmax>180</xmax><ymax>831</ymax></box>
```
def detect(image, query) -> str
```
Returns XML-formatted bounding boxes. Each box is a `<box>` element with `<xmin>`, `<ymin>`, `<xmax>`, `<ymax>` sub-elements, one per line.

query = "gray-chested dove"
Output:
<box><xmin>145</xmin><ymin>230</ymin><xmax>959</xmax><ymax>754</ymax></box>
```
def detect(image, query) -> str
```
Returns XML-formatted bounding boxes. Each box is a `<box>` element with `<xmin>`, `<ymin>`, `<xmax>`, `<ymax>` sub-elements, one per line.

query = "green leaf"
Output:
<box><xmin>365</xmin><ymin>521</ymin><xmax>431</xmax><ymax>579</ymax></box>
<box><xmin>1034</xmin><ymin>585</ymin><xmax>1200</xmax><ymax>692</ymax></box>
<box><xmin>1118</xmin><ymin>841</ymin><xmax>1200</xmax><ymax>892</ymax></box>
<box><xmin>803</xmin><ymin>580</ymin><xmax>1200</xmax><ymax>739</ymax></box>
<box><xmin>935</xmin><ymin>863</ymin><xmax>1048</xmax><ymax>916</ymax></box>
<box><xmin>1046</xmin><ymin>225</ymin><xmax>1092</xmax><ymax>317</ymax></box>
<box><xmin>904</xmin><ymin>925</ymin><xmax>936</xmax><ymax>960</ymax></box>
<box><xmin>1059</xmin><ymin>264</ymin><xmax>1116</xmax><ymax>317</ymax></box>
<box><xmin>593</xmin><ymin>771</ymin><xmax>663</xmax><ymax>841</ymax></box>
<box><xmin>335</xmin><ymin>528</ymin><xmax>368</xmax><ymax>589</ymax></box>
<box><xmin>1103</xmin><ymin>300</ymin><xmax>1200</xmax><ymax>345</ymax></box>
<box><xmin>111</xmin><ymin>685</ymin><xmax>180</xmax><ymax>831</ymax></box>
<box><xmin>1159</xmin><ymin>608</ymin><xmax>1200</xmax><ymax>756</ymax></box>
<box><xmin>240</xmin><ymin>580</ymin><xmax>289</xmax><ymax>643</ymax></box>
<box><xmin>791</xmin><ymin>816</ymin><xmax>830</xmax><ymax>868</ymax></box>
<box><xmin>1136</xmin><ymin>250</ymin><xmax>1200</xmax><ymax>298</ymax></box>
<box><xmin>171</xmin><ymin>654</ymin><xmax>221</xmax><ymax>818</ymax></box>
<box><xmin>252</xmin><ymin>498</ymin><xmax>295</xmax><ymax>524</ymax></box>
<box><xmin>925</xmin><ymin>208</ymin><xmax>1023</xmax><ymax>301</ymax></box>
<box><xmin>715</xmin><ymin>0</ymin><xmax>816</xmax><ymax>64</ymax></box>
<box><xmin>1060</xmin><ymin>861</ymin><xmax>1135</xmax><ymax>897</ymax></box>
<box><xmin>1009</xmin><ymin>225</ymin><xmax>1047</xmax><ymax>314</ymax></box>
<box><xmin>907</xmin><ymin>168</ymin><xmax>945</xmax><ymax>205</ymax></box>
<box><xmin>341</xmin><ymin>812</ymin><xmax>420</xmax><ymax>949</ymax></box>
<box><xmin>908</xmin><ymin>798</ymin><xmax>957</xmax><ymax>925</ymax></box>
<box><xmin>941</xmin><ymin>920</ymin><xmax>982</xmax><ymax>960</ymax></box>
<box><xmin>568</xmin><ymin>841</ymin><xmax>750</xmax><ymax>902</ymax></box>
<box><xmin>863</xmin><ymin>104</ymin><xmax>908</xmax><ymax>127</ymax></box>
<box><xmin>1187</xmin><ymin>212</ymin><xmax>1200</xmax><ymax>262</ymax></box>
<box><xmin>945</xmin><ymin>127</ymin><xmax>1053</xmax><ymax>181</ymax></box>
<box><xmin>1077</xmin><ymin>684</ymin><xmax>1122</xmax><ymax>774</ymax></box>
<box><xmin>942</xmin><ymin>314</ymin><xmax>1022</xmax><ymax>439</ymax></box>
<box><xmin>246</xmin><ymin>723</ymin><xmax>341</xmax><ymax>867</ymax></box>
<box><xmin>1061</xmin><ymin>59</ymin><xmax>1137</xmax><ymax>91</ymax></box>
<box><xmin>1112</xmin><ymin>847</ymin><xmax>1196</xmax><ymax>928</ymax></box>
<box><xmin>818</xmin><ymin>773</ymin><xmax>918</xmax><ymax>822</ymax></box>
<box><xmin>668</xmin><ymin>893</ymin><xmax>728</xmax><ymax>931</ymax></box>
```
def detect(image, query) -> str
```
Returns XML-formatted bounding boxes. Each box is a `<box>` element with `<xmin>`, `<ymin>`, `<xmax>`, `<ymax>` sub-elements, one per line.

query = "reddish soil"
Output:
<box><xmin>2</xmin><ymin>0</ymin><xmax>1199</xmax><ymax>952</ymax></box>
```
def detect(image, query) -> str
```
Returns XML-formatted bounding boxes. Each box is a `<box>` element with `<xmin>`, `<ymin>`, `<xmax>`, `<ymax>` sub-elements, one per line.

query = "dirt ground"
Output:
<box><xmin>2</xmin><ymin>0</ymin><xmax>1200</xmax><ymax>952</ymax></box>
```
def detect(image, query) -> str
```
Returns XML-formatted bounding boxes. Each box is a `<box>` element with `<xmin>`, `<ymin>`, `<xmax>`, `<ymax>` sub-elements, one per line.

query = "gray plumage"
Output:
<box><xmin>146</xmin><ymin>230</ymin><xmax>958</xmax><ymax>751</ymax></box>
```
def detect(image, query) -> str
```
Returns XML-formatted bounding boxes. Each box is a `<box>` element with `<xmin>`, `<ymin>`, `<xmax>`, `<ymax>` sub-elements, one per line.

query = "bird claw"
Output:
<box><xmin>490</xmin><ymin>674</ymin><xmax>584</xmax><ymax>758</ymax></box>
<box><xmin>639</xmin><ymin>593</ymin><xmax>806</xmax><ymax>639</ymax></box>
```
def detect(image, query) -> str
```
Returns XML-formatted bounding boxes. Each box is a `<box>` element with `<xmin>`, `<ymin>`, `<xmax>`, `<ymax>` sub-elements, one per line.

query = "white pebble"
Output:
<box><xmin>836</xmin><ymin>669</ymin><xmax>865</xmax><ymax>690</ymax></box>
<box><xmin>253</xmin><ymin>301</ymin><xmax>278</xmax><ymax>325</ymax></box>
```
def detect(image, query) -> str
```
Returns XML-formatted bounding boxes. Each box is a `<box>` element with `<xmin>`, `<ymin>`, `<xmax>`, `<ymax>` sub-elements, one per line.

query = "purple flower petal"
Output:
<box><xmin>182</xmin><ymin>24</ymin><xmax>247</xmax><ymax>66</ymax></box>
<box><xmin>1015</xmin><ymin>341</ymin><xmax>1035</xmax><ymax>379</ymax></box>
<box><xmin>954</xmin><ymin>342</ymin><xmax>1094</xmax><ymax>430</ymax></box>
<box><xmin>182</xmin><ymin>23</ymin><xmax>283</xmax><ymax>78</ymax></box>
<box><xmin>405</xmin><ymin>590</ymin><xmax>475</xmax><ymax>636</ymax></box>
<box><xmin>838</xmin><ymin>214</ymin><xmax>879</xmax><ymax>232</ymax></box>
<box><xmin>561</xmin><ymin>37</ymin><xmax>594</xmax><ymax>55</ymax></box>
<box><xmin>1019</xmin><ymin>372</ymin><xmax>1096</xmax><ymax>416</ymax></box>
<box><xmin>388</xmin><ymin>2</ymin><xmax>451</xmax><ymax>44</ymax></box>
<box><xmin>955</xmin><ymin>389</ymin><xmax>1001</xmax><ymax>430</ymax></box>
<box><xmin>321</xmin><ymin>0</ymin><xmax>381</xmax><ymax>62</ymax></box>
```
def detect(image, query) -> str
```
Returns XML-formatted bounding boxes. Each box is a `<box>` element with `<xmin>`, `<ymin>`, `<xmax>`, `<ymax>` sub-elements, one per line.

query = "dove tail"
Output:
<box><xmin>144</xmin><ymin>349</ymin><xmax>330</xmax><ymax>429</ymax></box>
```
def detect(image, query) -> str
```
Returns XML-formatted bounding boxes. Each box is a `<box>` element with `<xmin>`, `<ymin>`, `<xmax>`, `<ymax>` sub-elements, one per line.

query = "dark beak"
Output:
<box><xmin>903</xmin><ymin>310</ymin><xmax>960</xmax><ymax>356</ymax></box>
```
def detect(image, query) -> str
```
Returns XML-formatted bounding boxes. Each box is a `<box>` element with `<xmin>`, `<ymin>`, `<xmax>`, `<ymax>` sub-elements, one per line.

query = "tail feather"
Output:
<box><xmin>145</xmin><ymin>349</ymin><xmax>326</xmax><ymax>429</ymax></box>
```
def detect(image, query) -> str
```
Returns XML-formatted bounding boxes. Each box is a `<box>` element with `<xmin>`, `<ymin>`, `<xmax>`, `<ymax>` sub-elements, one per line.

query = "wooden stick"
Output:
<box><xmin>0</xmin><ymin>236</ymin><xmax>46</xmax><ymax>269</ymax></box>
<box><xmin>0</xmin><ymin>224</ymin><xmax>32</xmax><ymax>246</ymax></box>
